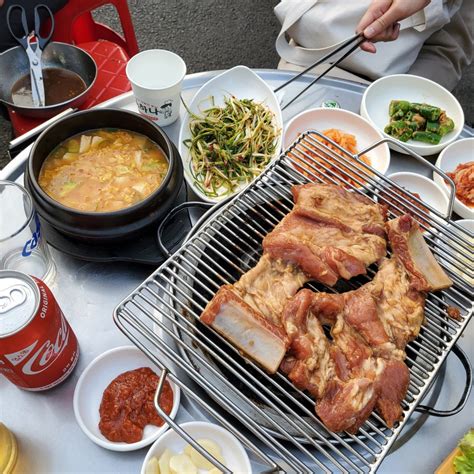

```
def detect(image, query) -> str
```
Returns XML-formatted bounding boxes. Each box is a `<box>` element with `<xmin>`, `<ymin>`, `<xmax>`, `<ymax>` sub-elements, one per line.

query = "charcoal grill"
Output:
<box><xmin>114</xmin><ymin>132</ymin><xmax>473</xmax><ymax>473</ymax></box>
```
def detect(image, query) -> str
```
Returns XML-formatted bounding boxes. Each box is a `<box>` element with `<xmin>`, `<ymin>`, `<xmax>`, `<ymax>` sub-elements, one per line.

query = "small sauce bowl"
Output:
<box><xmin>434</xmin><ymin>138</ymin><xmax>474</xmax><ymax>220</ymax></box>
<box><xmin>385</xmin><ymin>172</ymin><xmax>449</xmax><ymax>229</ymax></box>
<box><xmin>360</xmin><ymin>74</ymin><xmax>464</xmax><ymax>156</ymax></box>
<box><xmin>73</xmin><ymin>345</ymin><xmax>180</xmax><ymax>451</ymax></box>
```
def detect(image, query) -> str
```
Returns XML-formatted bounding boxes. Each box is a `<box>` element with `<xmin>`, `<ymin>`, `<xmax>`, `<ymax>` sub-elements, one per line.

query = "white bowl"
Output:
<box><xmin>141</xmin><ymin>421</ymin><xmax>252</xmax><ymax>474</ymax></box>
<box><xmin>434</xmin><ymin>138</ymin><xmax>474</xmax><ymax>219</ymax></box>
<box><xmin>387</xmin><ymin>172</ymin><xmax>449</xmax><ymax>222</ymax></box>
<box><xmin>360</xmin><ymin>74</ymin><xmax>464</xmax><ymax>156</ymax></box>
<box><xmin>73</xmin><ymin>346</ymin><xmax>180</xmax><ymax>451</ymax></box>
<box><xmin>283</xmin><ymin>107</ymin><xmax>390</xmax><ymax>180</ymax></box>
<box><xmin>178</xmin><ymin>65</ymin><xmax>283</xmax><ymax>203</ymax></box>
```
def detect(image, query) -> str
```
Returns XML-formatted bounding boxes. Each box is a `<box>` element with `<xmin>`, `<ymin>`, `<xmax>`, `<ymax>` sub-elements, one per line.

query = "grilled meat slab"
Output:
<box><xmin>264</xmin><ymin>184</ymin><xmax>387</xmax><ymax>285</ymax></box>
<box><xmin>200</xmin><ymin>184</ymin><xmax>387</xmax><ymax>373</ymax></box>
<box><xmin>200</xmin><ymin>285</ymin><xmax>289</xmax><ymax>373</ymax></box>
<box><xmin>386</xmin><ymin>215</ymin><xmax>453</xmax><ymax>291</ymax></box>
<box><xmin>234</xmin><ymin>254</ymin><xmax>307</xmax><ymax>327</ymax></box>
<box><xmin>280</xmin><ymin>215</ymin><xmax>451</xmax><ymax>433</ymax></box>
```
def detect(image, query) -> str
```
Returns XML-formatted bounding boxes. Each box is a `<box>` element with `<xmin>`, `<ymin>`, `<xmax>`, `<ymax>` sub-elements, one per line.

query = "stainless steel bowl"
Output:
<box><xmin>0</xmin><ymin>42</ymin><xmax>97</xmax><ymax>119</ymax></box>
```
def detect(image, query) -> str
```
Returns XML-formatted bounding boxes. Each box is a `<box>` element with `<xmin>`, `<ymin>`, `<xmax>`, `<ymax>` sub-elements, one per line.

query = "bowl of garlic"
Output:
<box><xmin>141</xmin><ymin>421</ymin><xmax>252</xmax><ymax>474</ymax></box>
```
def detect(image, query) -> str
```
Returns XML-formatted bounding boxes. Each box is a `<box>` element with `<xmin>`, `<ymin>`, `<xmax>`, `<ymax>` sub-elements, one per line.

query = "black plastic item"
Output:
<box><xmin>413</xmin><ymin>344</ymin><xmax>472</xmax><ymax>417</ymax></box>
<box><xmin>157</xmin><ymin>201</ymin><xmax>215</xmax><ymax>257</ymax></box>
<box><xmin>41</xmin><ymin>181</ymin><xmax>188</xmax><ymax>265</ymax></box>
<box><xmin>25</xmin><ymin>108</ymin><xmax>183</xmax><ymax>242</ymax></box>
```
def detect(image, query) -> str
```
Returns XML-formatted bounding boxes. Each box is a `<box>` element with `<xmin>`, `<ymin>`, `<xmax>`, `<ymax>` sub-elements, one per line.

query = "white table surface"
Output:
<box><xmin>1</xmin><ymin>70</ymin><xmax>472</xmax><ymax>474</ymax></box>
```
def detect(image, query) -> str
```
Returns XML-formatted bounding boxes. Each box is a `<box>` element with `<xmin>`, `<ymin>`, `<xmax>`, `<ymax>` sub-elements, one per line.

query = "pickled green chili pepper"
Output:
<box><xmin>392</xmin><ymin>109</ymin><xmax>406</xmax><ymax>120</ymax></box>
<box><xmin>398</xmin><ymin>131</ymin><xmax>414</xmax><ymax>142</ymax></box>
<box><xmin>413</xmin><ymin>131</ymin><xmax>441</xmax><ymax>144</ymax></box>
<box><xmin>385</xmin><ymin>99</ymin><xmax>454</xmax><ymax>144</ymax></box>
<box><xmin>389</xmin><ymin>100</ymin><xmax>411</xmax><ymax>117</ymax></box>
<box><xmin>426</xmin><ymin>121</ymin><xmax>440</xmax><ymax>133</ymax></box>
<box><xmin>439</xmin><ymin>114</ymin><xmax>455</xmax><ymax>136</ymax></box>
<box><xmin>410</xmin><ymin>103</ymin><xmax>442</xmax><ymax>121</ymax></box>
<box><xmin>385</xmin><ymin>120</ymin><xmax>414</xmax><ymax>141</ymax></box>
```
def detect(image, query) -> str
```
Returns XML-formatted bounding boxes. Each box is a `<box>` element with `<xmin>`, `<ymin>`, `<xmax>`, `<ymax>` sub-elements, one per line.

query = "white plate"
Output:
<box><xmin>283</xmin><ymin>107</ymin><xmax>390</xmax><ymax>181</ymax></box>
<box><xmin>178</xmin><ymin>65</ymin><xmax>283</xmax><ymax>203</ymax></box>
<box><xmin>387</xmin><ymin>172</ymin><xmax>449</xmax><ymax>224</ymax></box>
<box><xmin>360</xmin><ymin>74</ymin><xmax>464</xmax><ymax>156</ymax></box>
<box><xmin>141</xmin><ymin>421</ymin><xmax>251</xmax><ymax>474</ymax></box>
<box><xmin>73</xmin><ymin>346</ymin><xmax>180</xmax><ymax>451</ymax></box>
<box><xmin>434</xmin><ymin>138</ymin><xmax>474</xmax><ymax>219</ymax></box>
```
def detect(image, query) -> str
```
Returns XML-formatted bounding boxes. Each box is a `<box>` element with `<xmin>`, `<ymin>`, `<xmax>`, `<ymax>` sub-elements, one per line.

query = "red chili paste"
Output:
<box><xmin>99</xmin><ymin>367</ymin><xmax>173</xmax><ymax>443</ymax></box>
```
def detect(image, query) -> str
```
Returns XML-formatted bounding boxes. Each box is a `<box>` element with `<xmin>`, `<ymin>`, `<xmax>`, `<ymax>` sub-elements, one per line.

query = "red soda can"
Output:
<box><xmin>0</xmin><ymin>270</ymin><xmax>79</xmax><ymax>390</ymax></box>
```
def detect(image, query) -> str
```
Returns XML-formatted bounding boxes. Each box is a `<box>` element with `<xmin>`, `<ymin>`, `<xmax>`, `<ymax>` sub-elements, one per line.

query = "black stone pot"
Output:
<box><xmin>25</xmin><ymin>108</ymin><xmax>184</xmax><ymax>242</ymax></box>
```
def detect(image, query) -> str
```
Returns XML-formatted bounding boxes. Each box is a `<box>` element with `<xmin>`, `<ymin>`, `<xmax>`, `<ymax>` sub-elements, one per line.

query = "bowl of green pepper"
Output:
<box><xmin>360</xmin><ymin>74</ymin><xmax>464</xmax><ymax>156</ymax></box>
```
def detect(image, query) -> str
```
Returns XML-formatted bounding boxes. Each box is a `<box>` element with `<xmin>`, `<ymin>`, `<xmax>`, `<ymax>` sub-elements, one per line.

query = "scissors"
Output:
<box><xmin>6</xmin><ymin>4</ymin><xmax>54</xmax><ymax>107</ymax></box>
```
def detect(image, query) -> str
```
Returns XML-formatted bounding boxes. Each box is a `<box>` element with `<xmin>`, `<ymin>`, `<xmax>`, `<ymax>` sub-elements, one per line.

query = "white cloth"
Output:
<box><xmin>274</xmin><ymin>0</ymin><xmax>464</xmax><ymax>80</ymax></box>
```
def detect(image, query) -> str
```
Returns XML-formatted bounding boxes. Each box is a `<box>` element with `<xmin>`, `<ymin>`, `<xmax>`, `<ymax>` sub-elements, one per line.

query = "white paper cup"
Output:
<box><xmin>126</xmin><ymin>49</ymin><xmax>186</xmax><ymax>126</ymax></box>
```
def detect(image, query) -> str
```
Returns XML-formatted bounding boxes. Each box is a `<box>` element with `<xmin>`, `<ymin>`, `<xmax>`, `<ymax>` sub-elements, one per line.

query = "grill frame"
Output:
<box><xmin>114</xmin><ymin>132</ymin><xmax>473</xmax><ymax>473</ymax></box>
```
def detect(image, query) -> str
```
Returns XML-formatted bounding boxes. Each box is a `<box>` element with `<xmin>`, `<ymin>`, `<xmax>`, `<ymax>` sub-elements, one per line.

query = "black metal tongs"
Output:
<box><xmin>275</xmin><ymin>32</ymin><xmax>365</xmax><ymax>110</ymax></box>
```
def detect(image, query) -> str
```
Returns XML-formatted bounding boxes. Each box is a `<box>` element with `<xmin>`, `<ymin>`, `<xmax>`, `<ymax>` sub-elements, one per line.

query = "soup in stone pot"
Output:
<box><xmin>38</xmin><ymin>129</ymin><xmax>169</xmax><ymax>212</ymax></box>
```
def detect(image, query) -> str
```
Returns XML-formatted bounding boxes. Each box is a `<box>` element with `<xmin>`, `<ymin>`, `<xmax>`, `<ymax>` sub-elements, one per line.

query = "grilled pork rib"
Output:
<box><xmin>264</xmin><ymin>184</ymin><xmax>387</xmax><ymax>285</ymax></box>
<box><xmin>281</xmin><ymin>215</ymin><xmax>452</xmax><ymax>433</ymax></box>
<box><xmin>200</xmin><ymin>184</ymin><xmax>387</xmax><ymax>373</ymax></box>
<box><xmin>200</xmin><ymin>284</ymin><xmax>289</xmax><ymax>373</ymax></box>
<box><xmin>201</xmin><ymin>181</ymin><xmax>452</xmax><ymax>433</ymax></box>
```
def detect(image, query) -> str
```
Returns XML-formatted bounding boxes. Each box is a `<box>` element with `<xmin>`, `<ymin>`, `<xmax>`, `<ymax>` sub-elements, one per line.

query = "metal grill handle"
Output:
<box><xmin>157</xmin><ymin>202</ymin><xmax>215</xmax><ymax>257</ymax></box>
<box><xmin>153</xmin><ymin>369</ymin><xmax>234</xmax><ymax>474</ymax></box>
<box><xmin>414</xmin><ymin>344</ymin><xmax>472</xmax><ymax>417</ymax></box>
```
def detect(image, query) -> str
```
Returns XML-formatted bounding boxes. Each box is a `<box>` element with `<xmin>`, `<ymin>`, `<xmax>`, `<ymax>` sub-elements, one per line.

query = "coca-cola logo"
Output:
<box><xmin>22</xmin><ymin>213</ymin><xmax>41</xmax><ymax>257</ymax></box>
<box><xmin>6</xmin><ymin>314</ymin><xmax>70</xmax><ymax>376</ymax></box>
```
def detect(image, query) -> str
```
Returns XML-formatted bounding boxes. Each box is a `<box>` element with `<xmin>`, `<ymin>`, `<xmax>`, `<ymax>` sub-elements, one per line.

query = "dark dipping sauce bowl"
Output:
<box><xmin>25</xmin><ymin>108</ymin><xmax>184</xmax><ymax>243</ymax></box>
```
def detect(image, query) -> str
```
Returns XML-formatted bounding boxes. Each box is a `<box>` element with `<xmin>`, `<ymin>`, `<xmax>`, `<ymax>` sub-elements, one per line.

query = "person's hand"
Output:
<box><xmin>357</xmin><ymin>0</ymin><xmax>431</xmax><ymax>53</ymax></box>
<box><xmin>0</xmin><ymin>0</ymin><xmax>4</xmax><ymax>7</ymax></box>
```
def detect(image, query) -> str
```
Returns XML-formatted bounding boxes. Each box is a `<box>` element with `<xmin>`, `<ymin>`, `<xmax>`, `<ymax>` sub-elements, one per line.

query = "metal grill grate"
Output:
<box><xmin>114</xmin><ymin>132</ymin><xmax>473</xmax><ymax>473</ymax></box>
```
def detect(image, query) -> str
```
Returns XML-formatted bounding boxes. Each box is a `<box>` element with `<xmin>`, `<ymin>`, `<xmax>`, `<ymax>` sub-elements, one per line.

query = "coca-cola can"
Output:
<box><xmin>0</xmin><ymin>270</ymin><xmax>79</xmax><ymax>390</ymax></box>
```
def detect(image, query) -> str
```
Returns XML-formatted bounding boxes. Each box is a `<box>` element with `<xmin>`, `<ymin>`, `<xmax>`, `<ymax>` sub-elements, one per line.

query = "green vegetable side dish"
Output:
<box><xmin>384</xmin><ymin>100</ymin><xmax>455</xmax><ymax>145</ymax></box>
<box><xmin>184</xmin><ymin>96</ymin><xmax>280</xmax><ymax>198</ymax></box>
<box><xmin>454</xmin><ymin>429</ymin><xmax>474</xmax><ymax>474</ymax></box>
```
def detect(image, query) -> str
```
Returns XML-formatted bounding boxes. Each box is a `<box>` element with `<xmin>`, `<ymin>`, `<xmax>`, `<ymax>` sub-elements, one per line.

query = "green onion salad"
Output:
<box><xmin>183</xmin><ymin>96</ymin><xmax>280</xmax><ymax>198</ymax></box>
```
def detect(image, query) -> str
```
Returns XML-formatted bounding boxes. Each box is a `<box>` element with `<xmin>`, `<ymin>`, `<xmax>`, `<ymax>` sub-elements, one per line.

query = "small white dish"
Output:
<box><xmin>283</xmin><ymin>107</ymin><xmax>390</xmax><ymax>180</ymax></box>
<box><xmin>73</xmin><ymin>346</ymin><xmax>180</xmax><ymax>452</ymax></box>
<box><xmin>436</xmin><ymin>219</ymin><xmax>473</xmax><ymax>286</ymax></box>
<box><xmin>141</xmin><ymin>421</ymin><xmax>251</xmax><ymax>474</ymax></box>
<box><xmin>360</xmin><ymin>74</ymin><xmax>464</xmax><ymax>156</ymax></box>
<box><xmin>387</xmin><ymin>172</ymin><xmax>449</xmax><ymax>222</ymax></box>
<box><xmin>178</xmin><ymin>65</ymin><xmax>283</xmax><ymax>203</ymax></box>
<box><xmin>434</xmin><ymin>138</ymin><xmax>474</xmax><ymax>219</ymax></box>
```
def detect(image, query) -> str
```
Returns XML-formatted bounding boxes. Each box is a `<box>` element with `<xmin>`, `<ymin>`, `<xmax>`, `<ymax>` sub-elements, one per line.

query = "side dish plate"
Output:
<box><xmin>178</xmin><ymin>65</ymin><xmax>283</xmax><ymax>203</ymax></box>
<box><xmin>360</xmin><ymin>74</ymin><xmax>464</xmax><ymax>156</ymax></box>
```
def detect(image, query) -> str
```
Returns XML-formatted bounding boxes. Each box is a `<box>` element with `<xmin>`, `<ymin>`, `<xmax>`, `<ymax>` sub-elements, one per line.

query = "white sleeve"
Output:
<box><xmin>408</xmin><ymin>0</ymin><xmax>463</xmax><ymax>32</ymax></box>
